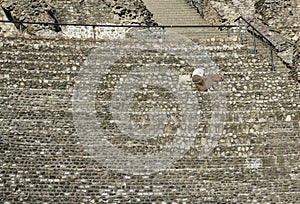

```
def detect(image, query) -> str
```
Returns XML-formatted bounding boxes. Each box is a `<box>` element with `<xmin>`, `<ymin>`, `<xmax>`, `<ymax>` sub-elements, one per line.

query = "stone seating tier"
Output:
<box><xmin>1</xmin><ymin>33</ymin><xmax>299</xmax><ymax>203</ymax></box>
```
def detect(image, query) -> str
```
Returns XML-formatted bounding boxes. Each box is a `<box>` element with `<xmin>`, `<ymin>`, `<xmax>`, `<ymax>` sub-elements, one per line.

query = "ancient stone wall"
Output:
<box><xmin>0</xmin><ymin>0</ymin><xmax>155</xmax><ymax>39</ymax></box>
<box><xmin>0</xmin><ymin>4</ymin><xmax>18</xmax><ymax>36</ymax></box>
<box><xmin>0</xmin><ymin>0</ymin><xmax>61</xmax><ymax>34</ymax></box>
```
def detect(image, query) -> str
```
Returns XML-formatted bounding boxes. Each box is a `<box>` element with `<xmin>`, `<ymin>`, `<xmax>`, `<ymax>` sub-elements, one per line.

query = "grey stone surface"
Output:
<box><xmin>0</xmin><ymin>32</ymin><xmax>299</xmax><ymax>203</ymax></box>
<box><xmin>0</xmin><ymin>0</ymin><xmax>299</xmax><ymax>203</ymax></box>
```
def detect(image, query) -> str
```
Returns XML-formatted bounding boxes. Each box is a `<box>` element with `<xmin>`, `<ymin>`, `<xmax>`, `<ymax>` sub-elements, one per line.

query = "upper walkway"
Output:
<box><xmin>143</xmin><ymin>0</ymin><xmax>228</xmax><ymax>39</ymax></box>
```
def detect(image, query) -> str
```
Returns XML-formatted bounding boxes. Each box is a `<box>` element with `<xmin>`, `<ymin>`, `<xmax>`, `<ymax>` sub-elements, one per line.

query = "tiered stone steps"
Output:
<box><xmin>1</xmin><ymin>34</ymin><xmax>299</xmax><ymax>203</ymax></box>
<box><xmin>142</xmin><ymin>0</ymin><xmax>287</xmax><ymax>72</ymax></box>
<box><xmin>142</xmin><ymin>0</ymin><xmax>228</xmax><ymax>39</ymax></box>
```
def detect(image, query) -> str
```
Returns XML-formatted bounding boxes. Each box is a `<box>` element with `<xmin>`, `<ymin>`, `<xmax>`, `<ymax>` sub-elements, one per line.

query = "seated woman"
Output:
<box><xmin>192</xmin><ymin>68</ymin><xmax>223</xmax><ymax>91</ymax></box>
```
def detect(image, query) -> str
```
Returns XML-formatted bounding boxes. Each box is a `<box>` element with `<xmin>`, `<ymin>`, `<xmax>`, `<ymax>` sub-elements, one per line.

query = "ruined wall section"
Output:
<box><xmin>51</xmin><ymin>0</ymin><xmax>154</xmax><ymax>25</ymax></box>
<box><xmin>0</xmin><ymin>3</ymin><xmax>18</xmax><ymax>36</ymax></box>
<box><xmin>0</xmin><ymin>0</ymin><xmax>61</xmax><ymax>35</ymax></box>
<box><xmin>253</xmin><ymin>0</ymin><xmax>299</xmax><ymax>80</ymax></box>
<box><xmin>0</xmin><ymin>0</ymin><xmax>155</xmax><ymax>39</ymax></box>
